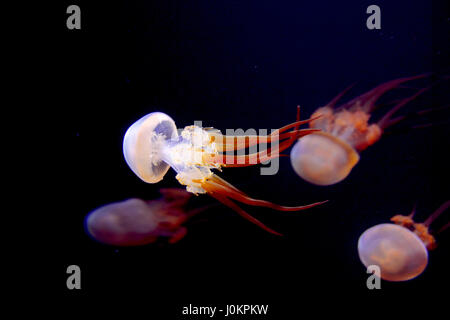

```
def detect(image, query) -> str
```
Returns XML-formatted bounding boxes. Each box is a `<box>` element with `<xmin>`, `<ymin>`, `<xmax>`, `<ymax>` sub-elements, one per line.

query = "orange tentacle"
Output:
<box><xmin>377</xmin><ymin>87</ymin><xmax>430</xmax><ymax>129</ymax></box>
<box><xmin>206</xmin><ymin>190</ymin><xmax>282</xmax><ymax>236</ymax></box>
<box><xmin>205</xmin><ymin>128</ymin><xmax>318</xmax><ymax>167</ymax></box>
<box><xmin>272</xmin><ymin>115</ymin><xmax>321</xmax><ymax>135</ymax></box>
<box><xmin>205</xmin><ymin>178</ymin><xmax>327</xmax><ymax>211</ymax></box>
<box><xmin>213</xmin><ymin>114</ymin><xmax>319</xmax><ymax>152</ymax></box>
<box><xmin>222</xmin><ymin>129</ymin><xmax>317</xmax><ymax>167</ymax></box>
<box><xmin>326</xmin><ymin>83</ymin><xmax>357</xmax><ymax>108</ymax></box>
<box><xmin>342</xmin><ymin>74</ymin><xmax>429</xmax><ymax>113</ymax></box>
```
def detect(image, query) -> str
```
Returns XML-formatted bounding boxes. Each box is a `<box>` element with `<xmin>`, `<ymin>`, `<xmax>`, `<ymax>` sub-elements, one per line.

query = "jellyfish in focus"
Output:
<box><xmin>358</xmin><ymin>201</ymin><xmax>450</xmax><ymax>281</ymax></box>
<box><xmin>86</xmin><ymin>188</ymin><xmax>209</xmax><ymax>246</ymax></box>
<box><xmin>122</xmin><ymin>110</ymin><xmax>326</xmax><ymax>235</ymax></box>
<box><xmin>290</xmin><ymin>75</ymin><xmax>430</xmax><ymax>185</ymax></box>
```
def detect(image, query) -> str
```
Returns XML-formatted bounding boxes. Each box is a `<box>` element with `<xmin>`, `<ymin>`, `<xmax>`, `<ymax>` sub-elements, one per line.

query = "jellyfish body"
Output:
<box><xmin>86</xmin><ymin>188</ymin><xmax>202</xmax><ymax>246</ymax></box>
<box><xmin>123</xmin><ymin>112</ymin><xmax>178</xmax><ymax>184</ymax></box>
<box><xmin>357</xmin><ymin>201</ymin><xmax>450</xmax><ymax>281</ymax></box>
<box><xmin>290</xmin><ymin>75</ymin><xmax>428</xmax><ymax>185</ymax></box>
<box><xmin>358</xmin><ymin>224</ymin><xmax>428</xmax><ymax>281</ymax></box>
<box><xmin>290</xmin><ymin>132</ymin><xmax>360</xmax><ymax>186</ymax></box>
<box><xmin>123</xmin><ymin>109</ymin><xmax>326</xmax><ymax>235</ymax></box>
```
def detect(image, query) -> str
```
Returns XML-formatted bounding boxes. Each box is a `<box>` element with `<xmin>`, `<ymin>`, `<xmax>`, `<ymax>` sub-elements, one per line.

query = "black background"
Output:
<box><xmin>46</xmin><ymin>0</ymin><xmax>449</xmax><ymax>316</ymax></box>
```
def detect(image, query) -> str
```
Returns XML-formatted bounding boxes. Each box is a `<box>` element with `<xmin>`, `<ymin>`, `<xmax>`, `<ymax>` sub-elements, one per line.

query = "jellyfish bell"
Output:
<box><xmin>123</xmin><ymin>112</ymin><xmax>178</xmax><ymax>183</ymax></box>
<box><xmin>290</xmin><ymin>131</ymin><xmax>360</xmax><ymax>186</ymax></box>
<box><xmin>357</xmin><ymin>223</ymin><xmax>428</xmax><ymax>281</ymax></box>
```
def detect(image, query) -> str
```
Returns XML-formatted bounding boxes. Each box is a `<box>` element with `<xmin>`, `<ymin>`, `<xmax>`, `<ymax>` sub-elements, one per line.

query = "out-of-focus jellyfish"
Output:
<box><xmin>86</xmin><ymin>188</ymin><xmax>210</xmax><ymax>246</ymax></box>
<box><xmin>358</xmin><ymin>201</ymin><xmax>450</xmax><ymax>281</ymax></box>
<box><xmin>290</xmin><ymin>75</ymin><xmax>430</xmax><ymax>185</ymax></box>
<box><xmin>122</xmin><ymin>110</ymin><xmax>326</xmax><ymax>235</ymax></box>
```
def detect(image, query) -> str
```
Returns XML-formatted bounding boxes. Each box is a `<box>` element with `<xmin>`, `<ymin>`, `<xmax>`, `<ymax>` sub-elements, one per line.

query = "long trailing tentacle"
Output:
<box><xmin>220</xmin><ymin>129</ymin><xmax>319</xmax><ymax>167</ymax></box>
<box><xmin>212</xmin><ymin>115</ymin><xmax>320</xmax><ymax>152</ymax></box>
<box><xmin>205</xmin><ymin>177</ymin><xmax>327</xmax><ymax>211</ymax></box>
<box><xmin>424</xmin><ymin>200</ymin><xmax>450</xmax><ymax>227</ymax></box>
<box><xmin>326</xmin><ymin>83</ymin><xmax>358</xmax><ymax>108</ymax></box>
<box><xmin>207</xmin><ymin>191</ymin><xmax>282</xmax><ymax>236</ymax></box>
<box><xmin>377</xmin><ymin>87</ymin><xmax>430</xmax><ymax>129</ymax></box>
<box><xmin>383</xmin><ymin>104</ymin><xmax>450</xmax><ymax>130</ymax></box>
<box><xmin>438</xmin><ymin>222</ymin><xmax>450</xmax><ymax>234</ymax></box>
<box><xmin>381</xmin><ymin>74</ymin><xmax>449</xmax><ymax>126</ymax></box>
<box><xmin>203</xmin><ymin>128</ymin><xmax>319</xmax><ymax>167</ymax></box>
<box><xmin>201</xmin><ymin>174</ymin><xmax>326</xmax><ymax>235</ymax></box>
<box><xmin>214</xmin><ymin>131</ymin><xmax>293</xmax><ymax>152</ymax></box>
<box><xmin>206</xmin><ymin>108</ymin><xmax>321</xmax><ymax>166</ymax></box>
<box><xmin>279</xmin><ymin>105</ymin><xmax>302</xmax><ymax>157</ymax></box>
<box><xmin>408</xmin><ymin>203</ymin><xmax>417</xmax><ymax>218</ymax></box>
<box><xmin>209</xmin><ymin>174</ymin><xmax>250</xmax><ymax>196</ymax></box>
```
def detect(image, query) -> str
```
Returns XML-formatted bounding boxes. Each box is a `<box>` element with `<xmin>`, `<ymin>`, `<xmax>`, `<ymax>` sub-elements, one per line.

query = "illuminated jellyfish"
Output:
<box><xmin>86</xmin><ymin>188</ymin><xmax>210</xmax><ymax>246</ymax></box>
<box><xmin>358</xmin><ymin>201</ymin><xmax>450</xmax><ymax>281</ymax></box>
<box><xmin>290</xmin><ymin>75</ymin><xmax>430</xmax><ymax>185</ymax></box>
<box><xmin>122</xmin><ymin>110</ymin><xmax>326</xmax><ymax>235</ymax></box>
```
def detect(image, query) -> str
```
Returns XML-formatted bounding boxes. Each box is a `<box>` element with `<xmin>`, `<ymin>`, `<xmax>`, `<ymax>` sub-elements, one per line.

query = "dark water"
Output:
<box><xmin>50</xmin><ymin>0</ymin><xmax>449</xmax><ymax>315</ymax></box>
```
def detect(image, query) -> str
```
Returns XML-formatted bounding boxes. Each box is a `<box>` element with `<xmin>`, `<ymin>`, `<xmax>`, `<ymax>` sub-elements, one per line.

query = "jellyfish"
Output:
<box><xmin>86</xmin><ymin>188</ymin><xmax>210</xmax><ymax>246</ymax></box>
<box><xmin>290</xmin><ymin>74</ymin><xmax>430</xmax><ymax>185</ymax></box>
<box><xmin>357</xmin><ymin>201</ymin><xmax>450</xmax><ymax>281</ymax></box>
<box><xmin>122</xmin><ymin>110</ymin><xmax>326</xmax><ymax>235</ymax></box>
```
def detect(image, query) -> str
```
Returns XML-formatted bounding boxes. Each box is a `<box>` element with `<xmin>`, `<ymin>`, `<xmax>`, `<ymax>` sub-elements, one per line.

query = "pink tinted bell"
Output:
<box><xmin>357</xmin><ymin>223</ymin><xmax>428</xmax><ymax>281</ymax></box>
<box><xmin>290</xmin><ymin>132</ymin><xmax>360</xmax><ymax>186</ymax></box>
<box><xmin>86</xmin><ymin>199</ymin><xmax>161</xmax><ymax>246</ymax></box>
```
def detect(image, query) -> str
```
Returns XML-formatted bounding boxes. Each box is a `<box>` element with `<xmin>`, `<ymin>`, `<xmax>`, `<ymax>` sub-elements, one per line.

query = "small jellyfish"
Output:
<box><xmin>290</xmin><ymin>75</ymin><xmax>430</xmax><ymax>185</ymax></box>
<box><xmin>122</xmin><ymin>110</ymin><xmax>326</xmax><ymax>235</ymax></box>
<box><xmin>86</xmin><ymin>188</ymin><xmax>208</xmax><ymax>246</ymax></box>
<box><xmin>358</xmin><ymin>201</ymin><xmax>450</xmax><ymax>281</ymax></box>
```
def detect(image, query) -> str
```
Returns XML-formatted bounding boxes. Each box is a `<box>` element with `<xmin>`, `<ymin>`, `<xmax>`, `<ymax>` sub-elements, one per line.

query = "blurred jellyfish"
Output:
<box><xmin>122</xmin><ymin>110</ymin><xmax>326</xmax><ymax>235</ymax></box>
<box><xmin>290</xmin><ymin>75</ymin><xmax>431</xmax><ymax>185</ymax></box>
<box><xmin>85</xmin><ymin>188</ymin><xmax>210</xmax><ymax>246</ymax></box>
<box><xmin>358</xmin><ymin>201</ymin><xmax>450</xmax><ymax>281</ymax></box>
